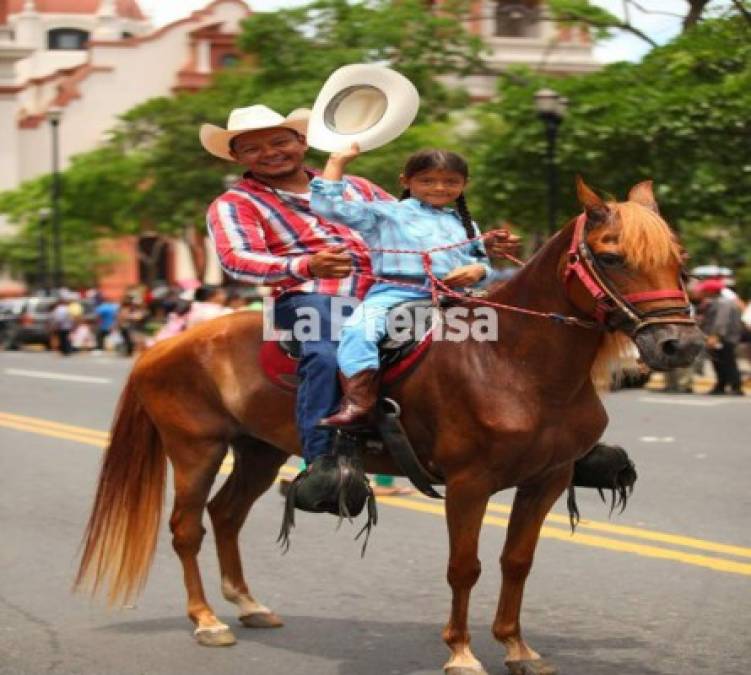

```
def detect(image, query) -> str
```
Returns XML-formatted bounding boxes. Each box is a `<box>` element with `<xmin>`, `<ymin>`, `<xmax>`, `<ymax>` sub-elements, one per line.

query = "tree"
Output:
<box><xmin>469</xmin><ymin>14</ymin><xmax>751</xmax><ymax>291</ymax></box>
<box><xmin>547</xmin><ymin>0</ymin><xmax>751</xmax><ymax>47</ymax></box>
<box><xmin>0</xmin><ymin>0</ymin><xmax>483</xmax><ymax>286</ymax></box>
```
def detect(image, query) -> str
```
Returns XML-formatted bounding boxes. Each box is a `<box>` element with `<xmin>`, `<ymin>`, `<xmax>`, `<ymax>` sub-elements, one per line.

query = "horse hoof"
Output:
<box><xmin>194</xmin><ymin>625</ymin><xmax>237</xmax><ymax>647</ymax></box>
<box><xmin>506</xmin><ymin>658</ymin><xmax>557</xmax><ymax>675</ymax></box>
<box><xmin>239</xmin><ymin>611</ymin><xmax>284</xmax><ymax>628</ymax></box>
<box><xmin>445</xmin><ymin>667</ymin><xmax>489</xmax><ymax>675</ymax></box>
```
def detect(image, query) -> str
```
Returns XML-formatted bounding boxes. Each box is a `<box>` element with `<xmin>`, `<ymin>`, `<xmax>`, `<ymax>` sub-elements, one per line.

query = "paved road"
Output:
<box><xmin>0</xmin><ymin>350</ymin><xmax>749</xmax><ymax>675</ymax></box>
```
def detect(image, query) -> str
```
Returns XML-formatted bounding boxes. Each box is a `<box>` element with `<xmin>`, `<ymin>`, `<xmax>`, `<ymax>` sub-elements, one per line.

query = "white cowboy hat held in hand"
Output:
<box><xmin>306</xmin><ymin>64</ymin><xmax>420</xmax><ymax>153</ymax></box>
<box><xmin>199</xmin><ymin>105</ymin><xmax>310</xmax><ymax>161</ymax></box>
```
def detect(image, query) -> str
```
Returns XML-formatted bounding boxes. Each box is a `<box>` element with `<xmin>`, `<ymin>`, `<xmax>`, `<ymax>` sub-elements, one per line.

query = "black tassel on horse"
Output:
<box><xmin>277</xmin><ymin>431</ymin><xmax>377</xmax><ymax>554</ymax></box>
<box><xmin>566</xmin><ymin>442</ymin><xmax>638</xmax><ymax>532</ymax></box>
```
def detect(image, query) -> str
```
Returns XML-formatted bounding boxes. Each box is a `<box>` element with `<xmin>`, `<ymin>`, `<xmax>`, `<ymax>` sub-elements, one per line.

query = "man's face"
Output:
<box><xmin>230</xmin><ymin>128</ymin><xmax>308</xmax><ymax>180</ymax></box>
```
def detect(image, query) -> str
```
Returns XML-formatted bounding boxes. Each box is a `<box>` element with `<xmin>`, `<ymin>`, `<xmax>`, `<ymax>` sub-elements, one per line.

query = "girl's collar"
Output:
<box><xmin>403</xmin><ymin>197</ymin><xmax>456</xmax><ymax>214</ymax></box>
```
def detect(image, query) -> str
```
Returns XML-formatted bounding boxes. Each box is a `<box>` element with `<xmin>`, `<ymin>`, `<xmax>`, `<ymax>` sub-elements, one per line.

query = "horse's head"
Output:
<box><xmin>565</xmin><ymin>178</ymin><xmax>704</xmax><ymax>371</ymax></box>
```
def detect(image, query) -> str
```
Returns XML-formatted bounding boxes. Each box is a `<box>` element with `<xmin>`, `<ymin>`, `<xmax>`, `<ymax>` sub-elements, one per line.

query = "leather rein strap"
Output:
<box><xmin>564</xmin><ymin>213</ymin><xmax>694</xmax><ymax>336</ymax></box>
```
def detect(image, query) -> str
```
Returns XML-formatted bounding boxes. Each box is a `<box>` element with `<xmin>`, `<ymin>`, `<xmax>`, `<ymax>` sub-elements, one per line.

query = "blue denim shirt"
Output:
<box><xmin>310</xmin><ymin>177</ymin><xmax>491</xmax><ymax>282</ymax></box>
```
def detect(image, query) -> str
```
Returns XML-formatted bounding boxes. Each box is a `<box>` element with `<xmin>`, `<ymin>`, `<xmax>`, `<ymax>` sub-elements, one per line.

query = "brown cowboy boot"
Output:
<box><xmin>319</xmin><ymin>369</ymin><xmax>379</xmax><ymax>428</ymax></box>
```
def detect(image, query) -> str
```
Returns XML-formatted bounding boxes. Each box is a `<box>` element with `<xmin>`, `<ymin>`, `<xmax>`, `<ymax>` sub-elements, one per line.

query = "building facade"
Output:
<box><xmin>0</xmin><ymin>0</ymin><xmax>248</xmax><ymax>295</ymax></box>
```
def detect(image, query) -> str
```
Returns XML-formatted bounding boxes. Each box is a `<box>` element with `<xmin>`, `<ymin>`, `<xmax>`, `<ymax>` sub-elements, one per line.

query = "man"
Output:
<box><xmin>94</xmin><ymin>297</ymin><xmax>119</xmax><ymax>351</ymax></box>
<box><xmin>50</xmin><ymin>300</ymin><xmax>73</xmax><ymax>356</ymax></box>
<box><xmin>698</xmin><ymin>278</ymin><xmax>744</xmax><ymax>395</ymax></box>
<box><xmin>201</xmin><ymin>105</ymin><xmax>517</xmax><ymax>498</ymax></box>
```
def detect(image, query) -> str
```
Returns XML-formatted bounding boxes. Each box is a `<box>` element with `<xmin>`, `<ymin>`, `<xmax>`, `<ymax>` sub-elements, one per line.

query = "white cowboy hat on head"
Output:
<box><xmin>199</xmin><ymin>105</ymin><xmax>311</xmax><ymax>161</ymax></box>
<box><xmin>306</xmin><ymin>64</ymin><xmax>420</xmax><ymax>153</ymax></box>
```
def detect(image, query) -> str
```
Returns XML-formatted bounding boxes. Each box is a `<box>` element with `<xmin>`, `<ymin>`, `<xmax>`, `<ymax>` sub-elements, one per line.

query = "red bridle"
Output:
<box><xmin>564</xmin><ymin>213</ymin><xmax>694</xmax><ymax>335</ymax></box>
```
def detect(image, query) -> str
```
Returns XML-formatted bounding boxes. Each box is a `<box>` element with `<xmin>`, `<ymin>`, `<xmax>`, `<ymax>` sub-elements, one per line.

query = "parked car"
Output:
<box><xmin>0</xmin><ymin>298</ymin><xmax>27</xmax><ymax>345</ymax></box>
<box><xmin>2</xmin><ymin>296</ymin><xmax>96</xmax><ymax>350</ymax></box>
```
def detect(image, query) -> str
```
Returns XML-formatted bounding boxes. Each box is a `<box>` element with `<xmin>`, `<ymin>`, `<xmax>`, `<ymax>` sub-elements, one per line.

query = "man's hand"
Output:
<box><xmin>322</xmin><ymin>143</ymin><xmax>361</xmax><ymax>180</ymax></box>
<box><xmin>485</xmin><ymin>228</ymin><xmax>521</xmax><ymax>259</ymax></box>
<box><xmin>442</xmin><ymin>263</ymin><xmax>486</xmax><ymax>289</ymax></box>
<box><xmin>705</xmin><ymin>334</ymin><xmax>722</xmax><ymax>350</ymax></box>
<box><xmin>308</xmin><ymin>245</ymin><xmax>353</xmax><ymax>279</ymax></box>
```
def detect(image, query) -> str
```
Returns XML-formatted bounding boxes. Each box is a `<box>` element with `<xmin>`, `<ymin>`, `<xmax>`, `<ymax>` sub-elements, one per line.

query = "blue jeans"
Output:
<box><xmin>274</xmin><ymin>293</ymin><xmax>354</xmax><ymax>462</ymax></box>
<box><xmin>338</xmin><ymin>283</ymin><xmax>430</xmax><ymax>378</ymax></box>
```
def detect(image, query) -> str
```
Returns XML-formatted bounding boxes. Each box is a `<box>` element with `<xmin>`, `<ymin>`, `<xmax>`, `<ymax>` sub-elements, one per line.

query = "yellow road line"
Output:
<box><xmin>0</xmin><ymin>412</ymin><xmax>109</xmax><ymax>440</ymax></box>
<box><xmin>0</xmin><ymin>418</ymin><xmax>107</xmax><ymax>448</ymax></box>
<box><xmin>371</xmin><ymin>496</ymin><xmax>751</xmax><ymax>576</ymax></box>
<box><xmin>483</xmin><ymin>500</ymin><xmax>751</xmax><ymax>560</ymax></box>
<box><xmin>2</xmin><ymin>413</ymin><xmax>750</xmax><ymax>575</ymax></box>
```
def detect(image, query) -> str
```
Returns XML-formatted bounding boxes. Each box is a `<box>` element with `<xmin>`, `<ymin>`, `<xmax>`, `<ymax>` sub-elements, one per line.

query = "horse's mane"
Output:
<box><xmin>611</xmin><ymin>201</ymin><xmax>683</xmax><ymax>270</ymax></box>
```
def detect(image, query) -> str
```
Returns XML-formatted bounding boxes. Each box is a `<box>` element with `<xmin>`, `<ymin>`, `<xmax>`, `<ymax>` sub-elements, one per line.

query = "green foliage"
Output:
<box><xmin>547</xmin><ymin>0</ymin><xmax>622</xmax><ymax>41</ymax></box>
<box><xmin>469</xmin><ymin>16</ymin><xmax>751</xmax><ymax>292</ymax></box>
<box><xmin>0</xmin><ymin>0</ymin><xmax>482</xmax><ymax>286</ymax></box>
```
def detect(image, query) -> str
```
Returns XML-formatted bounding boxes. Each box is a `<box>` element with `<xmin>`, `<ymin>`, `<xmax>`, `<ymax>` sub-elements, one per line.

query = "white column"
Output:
<box><xmin>14</xmin><ymin>0</ymin><xmax>44</xmax><ymax>50</ymax></box>
<box><xmin>203</xmin><ymin>238</ymin><xmax>223</xmax><ymax>285</ymax></box>
<box><xmin>93</xmin><ymin>0</ymin><xmax>121</xmax><ymax>41</ymax></box>
<box><xmin>173</xmin><ymin>238</ymin><xmax>198</xmax><ymax>285</ymax></box>
<box><xmin>196</xmin><ymin>39</ymin><xmax>211</xmax><ymax>74</ymax></box>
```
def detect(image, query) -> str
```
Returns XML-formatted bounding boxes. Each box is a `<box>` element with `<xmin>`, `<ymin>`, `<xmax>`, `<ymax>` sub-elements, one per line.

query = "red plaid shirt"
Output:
<box><xmin>207</xmin><ymin>169</ymin><xmax>393</xmax><ymax>299</ymax></box>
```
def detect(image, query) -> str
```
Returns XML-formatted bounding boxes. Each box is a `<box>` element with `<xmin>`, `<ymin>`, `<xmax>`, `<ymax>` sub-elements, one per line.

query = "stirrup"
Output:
<box><xmin>277</xmin><ymin>432</ymin><xmax>378</xmax><ymax>556</ymax></box>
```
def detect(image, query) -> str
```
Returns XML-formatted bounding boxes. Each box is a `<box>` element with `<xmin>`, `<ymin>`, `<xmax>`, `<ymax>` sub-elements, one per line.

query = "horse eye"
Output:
<box><xmin>597</xmin><ymin>253</ymin><xmax>625</xmax><ymax>268</ymax></box>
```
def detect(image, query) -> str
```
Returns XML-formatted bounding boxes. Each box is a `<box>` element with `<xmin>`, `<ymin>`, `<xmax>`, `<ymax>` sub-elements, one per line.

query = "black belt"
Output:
<box><xmin>377</xmin><ymin>275</ymin><xmax>428</xmax><ymax>286</ymax></box>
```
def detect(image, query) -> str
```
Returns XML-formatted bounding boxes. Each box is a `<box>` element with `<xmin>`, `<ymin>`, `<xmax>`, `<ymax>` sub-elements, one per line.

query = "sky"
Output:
<box><xmin>135</xmin><ymin>0</ymin><xmax>708</xmax><ymax>63</ymax></box>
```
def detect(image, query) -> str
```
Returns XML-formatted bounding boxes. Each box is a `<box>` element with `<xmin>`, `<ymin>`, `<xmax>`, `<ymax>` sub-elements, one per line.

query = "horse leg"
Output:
<box><xmin>442</xmin><ymin>474</ymin><xmax>493</xmax><ymax>675</ymax></box>
<box><xmin>492</xmin><ymin>466</ymin><xmax>572</xmax><ymax>675</ymax></box>
<box><xmin>207</xmin><ymin>436</ymin><xmax>287</xmax><ymax>629</ymax></box>
<box><xmin>165</xmin><ymin>434</ymin><xmax>233</xmax><ymax>646</ymax></box>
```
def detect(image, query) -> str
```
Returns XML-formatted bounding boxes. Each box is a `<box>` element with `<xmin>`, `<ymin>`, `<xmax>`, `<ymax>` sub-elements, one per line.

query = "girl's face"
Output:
<box><xmin>400</xmin><ymin>168</ymin><xmax>467</xmax><ymax>209</ymax></box>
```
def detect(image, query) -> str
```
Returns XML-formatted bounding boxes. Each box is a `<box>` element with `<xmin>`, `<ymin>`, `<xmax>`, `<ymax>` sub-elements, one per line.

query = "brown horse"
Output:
<box><xmin>75</xmin><ymin>179</ymin><xmax>703</xmax><ymax>675</ymax></box>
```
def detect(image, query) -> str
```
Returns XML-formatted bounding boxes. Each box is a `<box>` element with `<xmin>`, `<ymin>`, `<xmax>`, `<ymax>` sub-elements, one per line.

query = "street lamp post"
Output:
<box><xmin>37</xmin><ymin>207</ymin><xmax>51</xmax><ymax>294</ymax></box>
<box><xmin>47</xmin><ymin>107</ymin><xmax>63</xmax><ymax>290</ymax></box>
<box><xmin>534</xmin><ymin>89</ymin><xmax>568</xmax><ymax>237</ymax></box>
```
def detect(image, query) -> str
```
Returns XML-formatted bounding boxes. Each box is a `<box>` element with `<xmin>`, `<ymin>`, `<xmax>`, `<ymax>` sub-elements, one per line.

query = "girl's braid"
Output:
<box><xmin>455</xmin><ymin>193</ymin><xmax>476</xmax><ymax>240</ymax></box>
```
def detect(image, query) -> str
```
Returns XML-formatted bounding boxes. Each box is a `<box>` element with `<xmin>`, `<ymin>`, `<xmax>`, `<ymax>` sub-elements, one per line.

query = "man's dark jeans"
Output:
<box><xmin>274</xmin><ymin>292</ymin><xmax>354</xmax><ymax>461</ymax></box>
<box><xmin>710</xmin><ymin>341</ymin><xmax>742</xmax><ymax>392</ymax></box>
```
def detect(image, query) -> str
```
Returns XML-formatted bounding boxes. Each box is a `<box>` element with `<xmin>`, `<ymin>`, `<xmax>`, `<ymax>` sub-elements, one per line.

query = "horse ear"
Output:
<box><xmin>576</xmin><ymin>175</ymin><xmax>608</xmax><ymax>227</ymax></box>
<box><xmin>628</xmin><ymin>180</ymin><xmax>659</xmax><ymax>214</ymax></box>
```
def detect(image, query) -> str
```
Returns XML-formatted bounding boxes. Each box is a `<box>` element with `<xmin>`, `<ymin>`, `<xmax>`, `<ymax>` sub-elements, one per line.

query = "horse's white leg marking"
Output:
<box><xmin>221</xmin><ymin>577</ymin><xmax>271</xmax><ymax>616</ymax></box>
<box><xmin>444</xmin><ymin>645</ymin><xmax>486</xmax><ymax>673</ymax></box>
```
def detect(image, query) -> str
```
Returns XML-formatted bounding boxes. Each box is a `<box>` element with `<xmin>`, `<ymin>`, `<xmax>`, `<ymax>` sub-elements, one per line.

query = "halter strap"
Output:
<box><xmin>564</xmin><ymin>213</ymin><xmax>693</xmax><ymax>335</ymax></box>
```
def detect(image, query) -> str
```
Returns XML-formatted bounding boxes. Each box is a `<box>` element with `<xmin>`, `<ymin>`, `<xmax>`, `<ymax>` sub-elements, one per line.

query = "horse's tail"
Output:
<box><xmin>74</xmin><ymin>373</ymin><xmax>166</xmax><ymax>606</ymax></box>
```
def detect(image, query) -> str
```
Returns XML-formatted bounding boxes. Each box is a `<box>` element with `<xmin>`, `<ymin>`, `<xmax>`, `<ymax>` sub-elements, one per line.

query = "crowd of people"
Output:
<box><xmin>46</xmin><ymin>284</ymin><xmax>265</xmax><ymax>357</ymax></box>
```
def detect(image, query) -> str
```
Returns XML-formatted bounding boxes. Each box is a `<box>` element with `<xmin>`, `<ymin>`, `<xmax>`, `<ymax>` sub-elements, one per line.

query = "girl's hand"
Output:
<box><xmin>442</xmin><ymin>263</ymin><xmax>486</xmax><ymax>288</ymax></box>
<box><xmin>322</xmin><ymin>143</ymin><xmax>361</xmax><ymax>180</ymax></box>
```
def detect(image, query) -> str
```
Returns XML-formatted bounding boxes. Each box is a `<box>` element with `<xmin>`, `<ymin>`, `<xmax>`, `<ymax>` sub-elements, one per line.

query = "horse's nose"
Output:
<box><xmin>659</xmin><ymin>338</ymin><xmax>680</xmax><ymax>357</ymax></box>
<box><xmin>658</xmin><ymin>331</ymin><xmax>703</xmax><ymax>363</ymax></box>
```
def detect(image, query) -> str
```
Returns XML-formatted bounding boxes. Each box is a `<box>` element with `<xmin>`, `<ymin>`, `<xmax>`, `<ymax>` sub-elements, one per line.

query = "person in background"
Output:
<box><xmin>49</xmin><ymin>300</ymin><xmax>73</xmax><ymax>356</ymax></box>
<box><xmin>698</xmin><ymin>279</ymin><xmax>744</xmax><ymax>395</ymax></box>
<box><xmin>70</xmin><ymin>318</ymin><xmax>96</xmax><ymax>351</ymax></box>
<box><xmin>94</xmin><ymin>297</ymin><xmax>119</xmax><ymax>351</ymax></box>
<box><xmin>150</xmin><ymin>299</ymin><xmax>192</xmax><ymax>344</ymax></box>
<box><xmin>186</xmin><ymin>285</ymin><xmax>232</xmax><ymax>328</ymax></box>
<box><xmin>117</xmin><ymin>296</ymin><xmax>145</xmax><ymax>357</ymax></box>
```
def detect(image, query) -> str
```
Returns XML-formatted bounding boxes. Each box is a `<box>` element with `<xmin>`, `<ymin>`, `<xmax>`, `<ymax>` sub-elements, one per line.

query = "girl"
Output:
<box><xmin>310</xmin><ymin>146</ymin><xmax>491</xmax><ymax>427</ymax></box>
